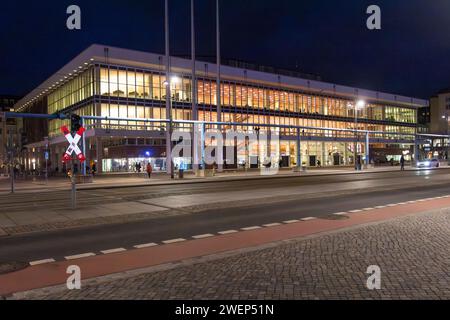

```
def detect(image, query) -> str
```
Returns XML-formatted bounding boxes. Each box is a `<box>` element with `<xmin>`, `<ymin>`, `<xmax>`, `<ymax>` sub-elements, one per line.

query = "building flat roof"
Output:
<box><xmin>15</xmin><ymin>44</ymin><xmax>429</xmax><ymax>111</ymax></box>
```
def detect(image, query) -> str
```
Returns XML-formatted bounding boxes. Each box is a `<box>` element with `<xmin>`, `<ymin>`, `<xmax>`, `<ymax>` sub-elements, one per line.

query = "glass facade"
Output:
<box><xmin>47</xmin><ymin>69</ymin><xmax>94</xmax><ymax>114</ymax></box>
<box><xmin>97</xmin><ymin>67</ymin><xmax>416</xmax><ymax>123</ymax></box>
<box><xmin>93</xmin><ymin>66</ymin><xmax>417</xmax><ymax>140</ymax></box>
<box><xmin>39</xmin><ymin>62</ymin><xmax>420</xmax><ymax>172</ymax></box>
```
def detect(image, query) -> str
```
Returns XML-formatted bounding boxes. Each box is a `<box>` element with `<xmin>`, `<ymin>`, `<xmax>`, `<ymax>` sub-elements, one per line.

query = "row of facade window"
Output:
<box><xmin>45</xmin><ymin>66</ymin><xmax>417</xmax><ymax>125</ymax></box>
<box><xmin>98</xmin><ymin>67</ymin><xmax>416</xmax><ymax>123</ymax></box>
<box><xmin>47</xmin><ymin>103</ymin><xmax>415</xmax><ymax>140</ymax></box>
<box><xmin>48</xmin><ymin>70</ymin><xmax>94</xmax><ymax>114</ymax></box>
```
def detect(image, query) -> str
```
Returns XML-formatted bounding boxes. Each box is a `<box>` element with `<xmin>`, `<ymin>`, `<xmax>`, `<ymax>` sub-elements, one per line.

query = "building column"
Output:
<box><xmin>96</xmin><ymin>137</ymin><xmax>103</xmax><ymax>174</ymax></box>
<box><xmin>1</xmin><ymin>116</ymin><xmax>6</xmax><ymax>170</ymax></box>
<box><xmin>296</xmin><ymin>128</ymin><xmax>302</xmax><ymax>170</ymax></box>
<box><xmin>414</xmin><ymin>138</ymin><xmax>420</xmax><ymax>167</ymax></box>
<box><xmin>322</xmin><ymin>142</ymin><xmax>326</xmax><ymax>166</ymax></box>
<box><xmin>344</xmin><ymin>142</ymin><xmax>348</xmax><ymax>166</ymax></box>
<box><xmin>365</xmin><ymin>132</ymin><xmax>370</xmax><ymax>168</ymax></box>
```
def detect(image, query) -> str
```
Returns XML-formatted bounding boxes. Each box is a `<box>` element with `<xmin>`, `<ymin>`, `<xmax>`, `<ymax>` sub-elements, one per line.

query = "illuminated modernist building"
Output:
<box><xmin>15</xmin><ymin>45</ymin><xmax>427</xmax><ymax>173</ymax></box>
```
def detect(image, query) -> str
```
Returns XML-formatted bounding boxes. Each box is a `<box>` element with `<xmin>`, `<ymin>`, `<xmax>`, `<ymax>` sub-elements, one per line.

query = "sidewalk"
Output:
<box><xmin>0</xmin><ymin>165</ymin><xmax>444</xmax><ymax>193</ymax></box>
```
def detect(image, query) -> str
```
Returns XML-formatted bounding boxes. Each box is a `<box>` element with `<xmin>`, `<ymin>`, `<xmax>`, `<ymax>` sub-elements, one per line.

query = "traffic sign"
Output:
<box><xmin>44</xmin><ymin>151</ymin><xmax>49</xmax><ymax>160</ymax></box>
<box><xmin>61</xmin><ymin>125</ymin><xmax>86</xmax><ymax>163</ymax></box>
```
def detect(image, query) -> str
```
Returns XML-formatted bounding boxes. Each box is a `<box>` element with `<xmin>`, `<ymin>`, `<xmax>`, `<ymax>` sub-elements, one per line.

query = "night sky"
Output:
<box><xmin>1</xmin><ymin>0</ymin><xmax>450</xmax><ymax>99</ymax></box>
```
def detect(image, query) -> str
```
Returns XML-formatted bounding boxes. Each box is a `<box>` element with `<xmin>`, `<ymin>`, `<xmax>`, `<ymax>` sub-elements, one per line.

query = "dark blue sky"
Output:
<box><xmin>1</xmin><ymin>0</ymin><xmax>450</xmax><ymax>99</ymax></box>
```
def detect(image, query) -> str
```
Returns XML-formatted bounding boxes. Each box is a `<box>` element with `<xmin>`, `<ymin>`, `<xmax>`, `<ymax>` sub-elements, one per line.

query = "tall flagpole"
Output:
<box><xmin>216</xmin><ymin>0</ymin><xmax>221</xmax><ymax>119</ymax></box>
<box><xmin>165</xmin><ymin>0</ymin><xmax>174</xmax><ymax>178</ymax></box>
<box><xmin>216</xmin><ymin>0</ymin><xmax>223</xmax><ymax>172</ymax></box>
<box><xmin>191</xmin><ymin>0</ymin><xmax>199</xmax><ymax>174</ymax></box>
<box><xmin>191</xmin><ymin>0</ymin><xmax>197</xmax><ymax>122</ymax></box>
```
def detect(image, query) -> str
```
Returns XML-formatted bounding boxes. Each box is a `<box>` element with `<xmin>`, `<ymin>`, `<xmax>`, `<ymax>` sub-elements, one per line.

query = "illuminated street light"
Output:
<box><xmin>171</xmin><ymin>76</ymin><xmax>181</xmax><ymax>84</ymax></box>
<box><xmin>357</xmin><ymin>100</ymin><xmax>366</xmax><ymax>108</ymax></box>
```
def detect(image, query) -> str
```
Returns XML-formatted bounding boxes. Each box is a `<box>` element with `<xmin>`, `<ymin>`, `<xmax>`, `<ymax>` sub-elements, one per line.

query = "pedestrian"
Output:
<box><xmin>146</xmin><ymin>162</ymin><xmax>153</xmax><ymax>179</ymax></box>
<box><xmin>92</xmin><ymin>163</ymin><xmax>97</xmax><ymax>176</ymax></box>
<box><xmin>400</xmin><ymin>155</ymin><xmax>405</xmax><ymax>171</ymax></box>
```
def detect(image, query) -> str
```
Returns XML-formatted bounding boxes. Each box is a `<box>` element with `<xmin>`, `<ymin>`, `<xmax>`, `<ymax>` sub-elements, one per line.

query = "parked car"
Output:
<box><xmin>417</xmin><ymin>159</ymin><xmax>440</xmax><ymax>168</ymax></box>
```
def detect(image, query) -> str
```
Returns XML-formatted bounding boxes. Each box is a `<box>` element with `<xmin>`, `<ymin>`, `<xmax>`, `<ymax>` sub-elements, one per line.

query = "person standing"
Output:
<box><xmin>400</xmin><ymin>155</ymin><xmax>405</xmax><ymax>171</ymax></box>
<box><xmin>92</xmin><ymin>163</ymin><xmax>97</xmax><ymax>176</ymax></box>
<box><xmin>146</xmin><ymin>162</ymin><xmax>153</xmax><ymax>179</ymax></box>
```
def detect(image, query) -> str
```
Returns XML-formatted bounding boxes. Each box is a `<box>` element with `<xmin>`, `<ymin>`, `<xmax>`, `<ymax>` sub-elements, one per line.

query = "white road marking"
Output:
<box><xmin>29</xmin><ymin>258</ymin><xmax>55</xmax><ymax>266</ymax></box>
<box><xmin>407</xmin><ymin>200</ymin><xmax>416</xmax><ymax>203</ymax></box>
<box><xmin>65</xmin><ymin>253</ymin><xmax>96</xmax><ymax>260</ymax></box>
<box><xmin>263</xmin><ymin>223</ymin><xmax>282</xmax><ymax>227</ymax></box>
<box><xmin>301</xmin><ymin>217</ymin><xmax>317</xmax><ymax>221</ymax></box>
<box><xmin>241</xmin><ymin>226</ymin><xmax>262</xmax><ymax>231</ymax></box>
<box><xmin>218</xmin><ymin>230</ymin><xmax>238</xmax><ymax>235</ymax></box>
<box><xmin>362</xmin><ymin>208</ymin><xmax>374</xmax><ymax>211</ymax></box>
<box><xmin>100</xmin><ymin>248</ymin><xmax>127</xmax><ymax>255</ymax></box>
<box><xmin>192</xmin><ymin>234</ymin><xmax>214</xmax><ymax>239</ymax></box>
<box><xmin>375</xmin><ymin>205</ymin><xmax>386</xmax><ymax>209</ymax></box>
<box><xmin>386</xmin><ymin>204</ymin><xmax>398</xmax><ymax>207</ymax></box>
<box><xmin>133</xmin><ymin>243</ymin><xmax>158</xmax><ymax>249</ymax></box>
<box><xmin>162</xmin><ymin>238</ymin><xmax>186</xmax><ymax>244</ymax></box>
<box><xmin>283</xmin><ymin>220</ymin><xmax>299</xmax><ymax>224</ymax></box>
<box><xmin>397</xmin><ymin>202</ymin><xmax>408</xmax><ymax>205</ymax></box>
<box><xmin>348</xmin><ymin>209</ymin><xmax>363</xmax><ymax>213</ymax></box>
<box><xmin>333</xmin><ymin>212</ymin><xmax>347</xmax><ymax>216</ymax></box>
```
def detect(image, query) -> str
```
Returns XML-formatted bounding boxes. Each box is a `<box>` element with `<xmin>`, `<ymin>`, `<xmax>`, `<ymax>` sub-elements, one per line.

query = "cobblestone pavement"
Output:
<box><xmin>18</xmin><ymin>209</ymin><xmax>450</xmax><ymax>300</ymax></box>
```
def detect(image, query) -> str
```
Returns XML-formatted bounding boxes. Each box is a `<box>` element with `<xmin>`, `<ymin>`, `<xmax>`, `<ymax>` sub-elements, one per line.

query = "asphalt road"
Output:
<box><xmin>1</xmin><ymin>169</ymin><xmax>450</xmax><ymax>264</ymax></box>
<box><xmin>1</xmin><ymin>168</ymin><xmax>449</xmax><ymax>210</ymax></box>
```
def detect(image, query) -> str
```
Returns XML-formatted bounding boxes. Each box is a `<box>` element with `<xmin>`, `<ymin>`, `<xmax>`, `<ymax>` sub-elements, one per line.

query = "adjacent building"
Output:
<box><xmin>424</xmin><ymin>88</ymin><xmax>450</xmax><ymax>159</ymax></box>
<box><xmin>13</xmin><ymin>45</ymin><xmax>427</xmax><ymax>174</ymax></box>
<box><xmin>1</xmin><ymin>95</ymin><xmax>23</xmax><ymax>174</ymax></box>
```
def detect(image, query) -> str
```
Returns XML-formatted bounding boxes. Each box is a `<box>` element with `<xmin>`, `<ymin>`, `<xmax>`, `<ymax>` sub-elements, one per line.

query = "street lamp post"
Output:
<box><xmin>442</xmin><ymin>113</ymin><xmax>449</xmax><ymax>164</ymax></box>
<box><xmin>254</xmin><ymin>126</ymin><xmax>260</xmax><ymax>168</ymax></box>
<box><xmin>354</xmin><ymin>100</ymin><xmax>365</xmax><ymax>170</ymax></box>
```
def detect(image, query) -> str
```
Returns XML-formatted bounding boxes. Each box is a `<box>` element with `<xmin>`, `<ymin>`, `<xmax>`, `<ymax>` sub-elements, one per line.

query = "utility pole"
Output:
<box><xmin>354</xmin><ymin>103</ymin><xmax>358</xmax><ymax>170</ymax></box>
<box><xmin>165</xmin><ymin>0</ymin><xmax>174</xmax><ymax>179</ymax></box>
<box><xmin>44</xmin><ymin>136</ymin><xmax>49</xmax><ymax>185</ymax></box>
<box><xmin>1</xmin><ymin>114</ymin><xmax>6</xmax><ymax>175</ymax></box>
<box><xmin>445</xmin><ymin>112</ymin><xmax>449</xmax><ymax>165</ymax></box>
<box><xmin>7</xmin><ymin>126</ymin><xmax>15</xmax><ymax>193</ymax></box>
<box><xmin>353</xmin><ymin>100</ymin><xmax>365</xmax><ymax>170</ymax></box>
<box><xmin>191</xmin><ymin>0</ymin><xmax>197</xmax><ymax>121</ymax></box>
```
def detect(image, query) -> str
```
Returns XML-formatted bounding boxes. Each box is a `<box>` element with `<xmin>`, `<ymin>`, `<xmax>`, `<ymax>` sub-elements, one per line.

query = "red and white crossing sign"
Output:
<box><xmin>61</xmin><ymin>125</ymin><xmax>86</xmax><ymax>163</ymax></box>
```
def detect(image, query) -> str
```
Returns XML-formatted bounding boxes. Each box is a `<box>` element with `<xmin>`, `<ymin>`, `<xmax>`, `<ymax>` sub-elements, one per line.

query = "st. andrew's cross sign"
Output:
<box><xmin>61</xmin><ymin>125</ymin><xmax>86</xmax><ymax>163</ymax></box>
